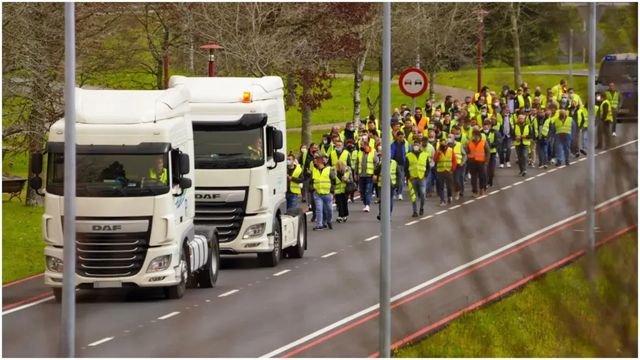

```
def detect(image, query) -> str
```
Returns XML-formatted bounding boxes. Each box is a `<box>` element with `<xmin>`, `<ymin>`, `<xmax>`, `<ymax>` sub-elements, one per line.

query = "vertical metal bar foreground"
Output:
<box><xmin>411</xmin><ymin>54</ymin><xmax>420</xmax><ymax>114</ymax></box>
<box><xmin>586</xmin><ymin>3</ymin><xmax>597</xmax><ymax>261</ymax></box>
<box><xmin>379</xmin><ymin>2</ymin><xmax>391</xmax><ymax>358</ymax></box>
<box><xmin>569</xmin><ymin>28</ymin><xmax>574</xmax><ymax>89</ymax></box>
<box><xmin>61</xmin><ymin>2</ymin><xmax>77</xmax><ymax>357</ymax></box>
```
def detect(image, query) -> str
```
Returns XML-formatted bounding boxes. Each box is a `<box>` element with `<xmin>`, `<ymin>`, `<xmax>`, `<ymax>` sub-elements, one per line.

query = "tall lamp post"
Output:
<box><xmin>476</xmin><ymin>8</ymin><xmax>489</xmax><ymax>93</ymax></box>
<box><xmin>200</xmin><ymin>43</ymin><xmax>224</xmax><ymax>77</ymax></box>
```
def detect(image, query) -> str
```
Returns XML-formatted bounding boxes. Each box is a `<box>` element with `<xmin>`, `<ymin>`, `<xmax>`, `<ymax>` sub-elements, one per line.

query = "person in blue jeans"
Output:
<box><xmin>356</xmin><ymin>141</ymin><xmax>378</xmax><ymax>212</ymax></box>
<box><xmin>390</xmin><ymin>130</ymin><xmax>408</xmax><ymax>200</ymax></box>
<box><xmin>310</xmin><ymin>155</ymin><xmax>336</xmax><ymax>230</ymax></box>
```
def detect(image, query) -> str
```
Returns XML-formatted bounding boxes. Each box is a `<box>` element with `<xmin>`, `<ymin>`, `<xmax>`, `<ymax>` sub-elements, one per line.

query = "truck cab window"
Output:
<box><xmin>193</xmin><ymin>126</ymin><xmax>265</xmax><ymax>169</ymax></box>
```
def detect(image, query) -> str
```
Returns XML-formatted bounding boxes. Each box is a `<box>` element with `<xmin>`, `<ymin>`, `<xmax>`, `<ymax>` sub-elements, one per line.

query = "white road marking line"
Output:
<box><xmin>574</xmin><ymin>229</ymin><xmax>584</xmax><ymax>232</ymax></box>
<box><xmin>463</xmin><ymin>200</ymin><xmax>475</xmax><ymax>205</ymax></box>
<box><xmin>435</xmin><ymin>210</ymin><xmax>448</xmax><ymax>215</ymax></box>
<box><xmin>405</xmin><ymin>220</ymin><xmax>419</xmax><ymax>226</ymax></box>
<box><xmin>449</xmin><ymin>205</ymin><xmax>461</xmax><ymax>210</ymax></box>
<box><xmin>260</xmin><ymin>187</ymin><xmax>638</xmax><ymax>359</ymax></box>
<box><xmin>525</xmin><ymin>177</ymin><xmax>535</xmax><ymax>182</ymax></box>
<box><xmin>513</xmin><ymin>181</ymin><xmax>524</xmax><ymax>186</ymax></box>
<box><xmin>364</xmin><ymin>235</ymin><xmax>379</xmax><ymax>242</ymax></box>
<box><xmin>218</xmin><ymin>289</ymin><xmax>239</xmax><ymax>298</ymax></box>
<box><xmin>321</xmin><ymin>252</ymin><xmax>337</xmax><ymax>258</ymax></box>
<box><xmin>88</xmin><ymin>336</ymin><xmax>114</xmax><ymax>347</ymax></box>
<box><xmin>421</xmin><ymin>215</ymin><xmax>434</xmax><ymax>220</ymax></box>
<box><xmin>2</xmin><ymin>296</ymin><xmax>54</xmax><ymax>316</ymax></box>
<box><xmin>489</xmin><ymin>190</ymin><xmax>500</xmax><ymax>195</ymax></box>
<box><xmin>548</xmin><ymin>168</ymin><xmax>558</xmax><ymax>173</ymax></box>
<box><xmin>273</xmin><ymin>269</ymin><xmax>291</xmax><ymax>277</ymax></box>
<box><xmin>577</xmin><ymin>158</ymin><xmax>586</xmax><ymax>162</ymax></box>
<box><xmin>598</xmin><ymin>150</ymin><xmax>607</xmax><ymax>155</ymax></box>
<box><xmin>537</xmin><ymin>172</ymin><xmax>547</xmax><ymax>177</ymax></box>
<box><xmin>501</xmin><ymin>185</ymin><xmax>512</xmax><ymax>190</ymax></box>
<box><xmin>205</xmin><ymin>299</ymin><xmax>211</xmax><ymax>303</ymax></box>
<box><xmin>558</xmin><ymin>165</ymin><xmax>566</xmax><ymax>169</ymax></box>
<box><xmin>477</xmin><ymin>195</ymin><xmax>488</xmax><ymax>199</ymax></box>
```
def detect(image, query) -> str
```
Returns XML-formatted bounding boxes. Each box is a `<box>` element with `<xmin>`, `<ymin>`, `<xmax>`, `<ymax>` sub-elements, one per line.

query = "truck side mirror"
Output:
<box><xmin>30</xmin><ymin>153</ymin><xmax>43</xmax><ymax>175</ymax></box>
<box><xmin>179</xmin><ymin>153</ymin><xmax>190</xmax><ymax>175</ymax></box>
<box><xmin>273</xmin><ymin>151</ymin><xmax>285</xmax><ymax>163</ymax></box>
<box><xmin>179</xmin><ymin>177</ymin><xmax>192</xmax><ymax>189</ymax></box>
<box><xmin>272</xmin><ymin>129</ymin><xmax>283</xmax><ymax>150</ymax></box>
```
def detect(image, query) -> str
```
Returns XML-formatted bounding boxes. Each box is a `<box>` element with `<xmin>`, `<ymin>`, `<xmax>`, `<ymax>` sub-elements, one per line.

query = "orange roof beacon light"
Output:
<box><xmin>200</xmin><ymin>43</ymin><xmax>224</xmax><ymax>77</ymax></box>
<box><xmin>242</xmin><ymin>92</ymin><xmax>252</xmax><ymax>103</ymax></box>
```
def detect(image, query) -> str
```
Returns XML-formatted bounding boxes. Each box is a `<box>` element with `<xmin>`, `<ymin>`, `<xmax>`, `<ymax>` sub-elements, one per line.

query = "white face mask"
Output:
<box><xmin>301</xmin><ymin>147</ymin><xmax>307</xmax><ymax>152</ymax></box>
<box><xmin>413</xmin><ymin>145</ymin><xmax>420</xmax><ymax>152</ymax></box>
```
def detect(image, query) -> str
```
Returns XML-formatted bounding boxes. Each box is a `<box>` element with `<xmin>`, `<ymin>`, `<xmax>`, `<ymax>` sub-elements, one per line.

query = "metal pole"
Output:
<box><xmin>208</xmin><ymin>51</ymin><xmax>215</xmax><ymax>77</ymax></box>
<box><xmin>477</xmin><ymin>15</ymin><xmax>483</xmax><ymax>93</ymax></box>
<box><xmin>569</xmin><ymin>29</ymin><xmax>574</xmax><ymax>89</ymax></box>
<box><xmin>412</xmin><ymin>54</ymin><xmax>420</xmax><ymax>114</ymax></box>
<box><xmin>586</xmin><ymin>3</ymin><xmax>596</xmax><ymax>253</ymax></box>
<box><xmin>379</xmin><ymin>2</ymin><xmax>391</xmax><ymax>358</ymax></box>
<box><xmin>61</xmin><ymin>2</ymin><xmax>76</xmax><ymax>357</ymax></box>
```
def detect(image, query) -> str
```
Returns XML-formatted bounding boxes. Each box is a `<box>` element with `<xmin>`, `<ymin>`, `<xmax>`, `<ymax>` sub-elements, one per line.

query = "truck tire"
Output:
<box><xmin>285</xmin><ymin>213</ymin><xmax>306</xmax><ymax>259</ymax></box>
<box><xmin>164</xmin><ymin>246</ymin><xmax>188</xmax><ymax>299</ymax></box>
<box><xmin>52</xmin><ymin>288</ymin><xmax>62</xmax><ymax>303</ymax></box>
<box><xmin>196</xmin><ymin>239</ymin><xmax>219</xmax><ymax>288</ymax></box>
<box><xmin>257</xmin><ymin>217</ymin><xmax>282</xmax><ymax>267</ymax></box>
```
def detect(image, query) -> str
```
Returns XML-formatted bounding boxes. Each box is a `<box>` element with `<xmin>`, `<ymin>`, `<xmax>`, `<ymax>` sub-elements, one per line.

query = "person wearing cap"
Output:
<box><xmin>433</xmin><ymin>137</ymin><xmax>457</xmax><ymax>206</ymax></box>
<box><xmin>466</xmin><ymin>129</ymin><xmax>490</xmax><ymax>196</ymax></box>
<box><xmin>310</xmin><ymin>154</ymin><xmax>336</xmax><ymax>230</ymax></box>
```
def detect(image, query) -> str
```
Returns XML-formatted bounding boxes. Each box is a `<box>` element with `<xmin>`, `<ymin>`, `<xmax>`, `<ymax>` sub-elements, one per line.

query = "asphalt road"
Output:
<box><xmin>2</xmin><ymin>124</ymin><xmax>637</xmax><ymax>357</ymax></box>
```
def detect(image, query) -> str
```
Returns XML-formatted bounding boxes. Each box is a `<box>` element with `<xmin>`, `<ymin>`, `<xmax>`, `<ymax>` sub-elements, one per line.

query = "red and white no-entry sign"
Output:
<box><xmin>398</xmin><ymin>67</ymin><xmax>429</xmax><ymax>98</ymax></box>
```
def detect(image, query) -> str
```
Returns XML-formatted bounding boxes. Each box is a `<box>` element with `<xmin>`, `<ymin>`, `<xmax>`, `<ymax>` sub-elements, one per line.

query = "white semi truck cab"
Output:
<box><xmin>169</xmin><ymin>76</ymin><xmax>307</xmax><ymax>266</ymax></box>
<box><xmin>29</xmin><ymin>86</ymin><xmax>219</xmax><ymax>300</ymax></box>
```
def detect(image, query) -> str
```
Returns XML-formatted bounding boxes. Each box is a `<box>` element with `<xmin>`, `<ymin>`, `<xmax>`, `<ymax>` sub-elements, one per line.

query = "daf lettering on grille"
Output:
<box><xmin>92</xmin><ymin>225</ymin><xmax>122</xmax><ymax>232</ymax></box>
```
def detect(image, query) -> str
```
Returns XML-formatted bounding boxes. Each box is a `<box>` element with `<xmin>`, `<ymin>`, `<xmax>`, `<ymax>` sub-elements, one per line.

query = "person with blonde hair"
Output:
<box><xmin>333</xmin><ymin>160</ymin><xmax>353</xmax><ymax>223</ymax></box>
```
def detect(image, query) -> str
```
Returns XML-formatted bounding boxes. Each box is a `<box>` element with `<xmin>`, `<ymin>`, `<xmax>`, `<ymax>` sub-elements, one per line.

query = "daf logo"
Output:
<box><xmin>92</xmin><ymin>225</ymin><xmax>122</xmax><ymax>231</ymax></box>
<box><xmin>196</xmin><ymin>193</ymin><xmax>221</xmax><ymax>200</ymax></box>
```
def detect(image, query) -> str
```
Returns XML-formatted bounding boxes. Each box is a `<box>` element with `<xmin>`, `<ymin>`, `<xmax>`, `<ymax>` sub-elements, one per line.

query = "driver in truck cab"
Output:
<box><xmin>148</xmin><ymin>155</ymin><xmax>168</xmax><ymax>184</ymax></box>
<box><xmin>248</xmin><ymin>137</ymin><xmax>263</xmax><ymax>160</ymax></box>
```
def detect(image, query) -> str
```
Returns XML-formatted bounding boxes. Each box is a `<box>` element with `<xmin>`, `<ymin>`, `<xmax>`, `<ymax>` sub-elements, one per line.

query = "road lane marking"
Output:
<box><xmin>261</xmin><ymin>187</ymin><xmax>638</xmax><ymax>358</ymax></box>
<box><xmin>577</xmin><ymin>158</ymin><xmax>586</xmax><ymax>162</ymax></box>
<box><xmin>273</xmin><ymin>269</ymin><xmax>291</xmax><ymax>277</ymax></box>
<box><xmin>420</xmin><ymin>215</ymin><xmax>433</xmax><ymax>220</ymax></box>
<box><xmin>525</xmin><ymin>177</ymin><xmax>535</xmax><ymax>182</ymax></box>
<box><xmin>463</xmin><ymin>200</ymin><xmax>475</xmax><ymax>205</ymax></box>
<box><xmin>558</xmin><ymin>165</ymin><xmax>566</xmax><ymax>169</ymax></box>
<box><xmin>205</xmin><ymin>299</ymin><xmax>211</xmax><ymax>303</ymax></box>
<box><xmin>489</xmin><ymin>190</ymin><xmax>500</xmax><ymax>195</ymax></box>
<box><xmin>537</xmin><ymin>172</ymin><xmax>547</xmax><ymax>177</ymax></box>
<box><xmin>500</xmin><ymin>185</ymin><xmax>512</xmax><ymax>190</ymax></box>
<box><xmin>321</xmin><ymin>252</ymin><xmax>337</xmax><ymax>258</ymax></box>
<box><xmin>218</xmin><ymin>289</ymin><xmax>239</xmax><ymax>297</ymax></box>
<box><xmin>364</xmin><ymin>235</ymin><xmax>379</xmax><ymax>242</ymax></box>
<box><xmin>513</xmin><ymin>181</ymin><xmax>523</xmax><ymax>186</ymax></box>
<box><xmin>2</xmin><ymin>296</ymin><xmax>54</xmax><ymax>316</ymax></box>
<box><xmin>405</xmin><ymin>220</ymin><xmax>419</xmax><ymax>226</ymax></box>
<box><xmin>449</xmin><ymin>205</ymin><xmax>461</xmax><ymax>210</ymax></box>
<box><xmin>435</xmin><ymin>210</ymin><xmax>447</xmax><ymax>215</ymax></box>
<box><xmin>477</xmin><ymin>195</ymin><xmax>487</xmax><ymax>199</ymax></box>
<box><xmin>88</xmin><ymin>337</ymin><xmax>114</xmax><ymax>347</ymax></box>
<box><xmin>548</xmin><ymin>168</ymin><xmax>558</xmax><ymax>173</ymax></box>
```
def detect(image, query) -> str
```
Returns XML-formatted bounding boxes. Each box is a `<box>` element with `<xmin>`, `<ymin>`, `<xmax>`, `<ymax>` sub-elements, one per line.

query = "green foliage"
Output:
<box><xmin>598</xmin><ymin>4</ymin><xmax>638</xmax><ymax>57</ymax></box>
<box><xmin>2</xmin><ymin>200</ymin><xmax>45</xmax><ymax>283</ymax></box>
<box><xmin>395</xmin><ymin>232</ymin><xmax>638</xmax><ymax>357</ymax></box>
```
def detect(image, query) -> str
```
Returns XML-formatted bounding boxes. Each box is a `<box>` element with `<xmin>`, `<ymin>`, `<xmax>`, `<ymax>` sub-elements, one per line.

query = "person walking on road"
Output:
<box><xmin>333</xmin><ymin>160</ymin><xmax>353</xmax><ymax>223</ymax></box>
<box><xmin>310</xmin><ymin>154</ymin><xmax>336</xmax><ymax>230</ymax></box>
<box><xmin>605</xmin><ymin>82</ymin><xmax>621</xmax><ymax>137</ymax></box>
<box><xmin>513</xmin><ymin>114</ymin><xmax>532</xmax><ymax>176</ymax></box>
<box><xmin>534</xmin><ymin>109</ymin><xmax>552</xmax><ymax>169</ymax></box>
<box><xmin>498</xmin><ymin>106</ymin><xmax>513</xmax><ymax>168</ymax></box>
<box><xmin>482</xmin><ymin>120</ymin><xmax>499</xmax><ymax>187</ymax></box>
<box><xmin>330</xmin><ymin>139</ymin><xmax>351</xmax><ymax>167</ymax></box>
<box><xmin>466</xmin><ymin>129</ymin><xmax>490</xmax><ymax>196</ymax></box>
<box><xmin>434</xmin><ymin>137</ymin><xmax>457</xmax><ymax>206</ymax></box>
<box><xmin>286</xmin><ymin>153</ymin><xmax>303</xmax><ymax>210</ymax></box>
<box><xmin>406</xmin><ymin>140</ymin><xmax>428</xmax><ymax>217</ymax></box>
<box><xmin>595</xmin><ymin>92</ymin><xmax>613</xmax><ymax>150</ymax></box>
<box><xmin>357</xmin><ymin>141</ymin><xmax>378</xmax><ymax>212</ymax></box>
<box><xmin>450</xmin><ymin>129</ymin><xmax>466</xmax><ymax>199</ymax></box>
<box><xmin>554</xmin><ymin>109</ymin><xmax>573</xmax><ymax>167</ymax></box>
<box><xmin>374</xmin><ymin>147</ymin><xmax>396</xmax><ymax>221</ymax></box>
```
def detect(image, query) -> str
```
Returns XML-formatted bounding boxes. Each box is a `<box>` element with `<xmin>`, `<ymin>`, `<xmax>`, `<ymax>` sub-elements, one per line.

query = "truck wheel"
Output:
<box><xmin>286</xmin><ymin>214</ymin><xmax>306</xmax><ymax>259</ymax></box>
<box><xmin>165</xmin><ymin>247</ymin><xmax>187</xmax><ymax>299</ymax></box>
<box><xmin>196</xmin><ymin>239</ymin><xmax>219</xmax><ymax>288</ymax></box>
<box><xmin>52</xmin><ymin>288</ymin><xmax>62</xmax><ymax>303</ymax></box>
<box><xmin>257</xmin><ymin>217</ymin><xmax>282</xmax><ymax>267</ymax></box>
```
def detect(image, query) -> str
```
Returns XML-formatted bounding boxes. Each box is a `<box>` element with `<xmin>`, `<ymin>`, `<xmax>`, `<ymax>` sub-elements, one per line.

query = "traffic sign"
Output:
<box><xmin>398</xmin><ymin>67</ymin><xmax>428</xmax><ymax>98</ymax></box>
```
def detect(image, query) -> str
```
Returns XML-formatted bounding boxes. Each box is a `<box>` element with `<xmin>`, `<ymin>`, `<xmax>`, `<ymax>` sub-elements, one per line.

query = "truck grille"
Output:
<box><xmin>74</xmin><ymin>220</ymin><xmax>151</xmax><ymax>278</ymax></box>
<box><xmin>195</xmin><ymin>202</ymin><xmax>245</xmax><ymax>242</ymax></box>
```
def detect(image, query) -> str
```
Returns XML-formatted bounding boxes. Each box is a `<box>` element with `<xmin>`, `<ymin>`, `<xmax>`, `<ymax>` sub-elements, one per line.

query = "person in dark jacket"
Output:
<box><xmin>390</xmin><ymin>130</ymin><xmax>408</xmax><ymax>200</ymax></box>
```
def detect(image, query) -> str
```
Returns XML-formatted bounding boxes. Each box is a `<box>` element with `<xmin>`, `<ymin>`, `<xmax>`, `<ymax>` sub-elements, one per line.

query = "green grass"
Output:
<box><xmin>395</xmin><ymin>231</ymin><xmax>638</xmax><ymax>357</ymax></box>
<box><xmin>2</xmin><ymin>199</ymin><xmax>45</xmax><ymax>283</ymax></box>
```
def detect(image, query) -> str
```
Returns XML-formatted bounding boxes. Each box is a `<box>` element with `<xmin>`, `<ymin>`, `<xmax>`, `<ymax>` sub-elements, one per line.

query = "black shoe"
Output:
<box><xmin>343</xmin><ymin>216</ymin><xmax>348</xmax><ymax>222</ymax></box>
<box><xmin>448</xmin><ymin>197</ymin><xmax>452</xmax><ymax>204</ymax></box>
<box><xmin>574</xmin><ymin>153</ymin><xmax>580</xmax><ymax>158</ymax></box>
<box><xmin>522</xmin><ymin>171</ymin><xmax>527</xmax><ymax>177</ymax></box>
<box><xmin>412</xmin><ymin>212</ymin><xmax>418</xmax><ymax>218</ymax></box>
<box><xmin>377</xmin><ymin>215</ymin><xmax>381</xmax><ymax>221</ymax></box>
<box><xmin>336</xmin><ymin>217</ymin><xmax>342</xmax><ymax>223</ymax></box>
<box><xmin>311</xmin><ymin>216</ymin><xmax>316</xmax><ymax>222</ymax></box>
<box><xmin>419</xmin><ymin>208</ymin><xmax>424</xmax><ymax>216</ymax></box>
<box><xmin>327</xmin><ymin>222</ymin><xmax>333</xmax><ymax>230</ymax></box>
<box><xmin>565</xmin><ymin>162</ymin><xmax>570</xmax><ymax>166</ymax></box>
<box><xmin>313</xmin><ymin>226</ymin><xmax>324</xmax><ymax>231</ymax></box>
<box><xmin>301</xmin><ymin>199</ymin><xmax>307</xmax><ymax>203</ymax></box>
<box><xmin>580</xmin><ymin>149</ymin><xmax>587</xmax><ymax>155</ymax></box>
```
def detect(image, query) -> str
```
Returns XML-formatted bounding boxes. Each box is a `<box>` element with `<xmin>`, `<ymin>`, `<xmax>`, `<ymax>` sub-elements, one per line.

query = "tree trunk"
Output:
<box><xmin>286</xmin><ymin>73</ymin><xmax>297</xmax><ymax>108</ymax></box>
<box><xmin>156</xmin><ymin>58</ymin><xmax>164</xmax><ymax>90</ymax></box>
<box><xmin>352</xmin><ymin>48</ymin><xmax>368</xmax><ymax>126</ymax></box>
<box><xmin>301</xmin><ymin>81</ymin><xmax>312</xmax><ymax>147</ymax></box>
<box><xmin>429</xmin><ymin>71</ymin><xmax>436</xmax><ymax>100</ymax></box>
<box><xmin>189</xmin><ymin>36</ymin><xmax>195</xmax><ymax>74</ymax></box>
<box><xmin>510</xmin><ymin>3</ymin><xmax>522</xmax><ymax>88</ymax></box>
<box><xmin>25</xmin><ymin>83</ymin><xmax>46</xmax><ymax>207</ymax></box>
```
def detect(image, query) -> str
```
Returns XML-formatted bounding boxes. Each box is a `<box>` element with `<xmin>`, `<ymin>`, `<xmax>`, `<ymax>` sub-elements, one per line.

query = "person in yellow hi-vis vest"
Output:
<box><xmin>606</xmin><ymin>82</ymin><xmax>621</xmax><ymax>137</ymax></box>
<box><xmin>406</xmin><ymin>140</ymin><xmax>429</xmax><ymax>217</ymax></box>
<box><xmin>595</xmin><ymin>92</ymin><xmax>614</xmax><ymax>150</ymax></box>
<box><xmin>512</xmin><ymin>114</ymin><xmax>532</xmax><ymax>177</ymax></box>
<box><xmin>433</xmin><ymin>137</ymin><xmax>458</xmax><ymax>206</ymax></box>
<box><xmin>310</xmin><ymin>154</ymin><xmax>336</xmax><ymax>231</ymax></box>
<box><xmin>373</xmin><ymin>146</ymin><xmax>396</xmax><ymax>221</ymax></box>
<box><xmin>148</xmin><ymin>155</ymin><xmax>168</xmax><ymax>185</ymax></box>
<box><xmin>286</xmin><ymin>153</ymin><xmax>303</xmax><ymax>211</ymax></box>
<box><xmin>554</xmin><ymin>109</ymin><xmax>573</xmax><ymax>167</ymax></box>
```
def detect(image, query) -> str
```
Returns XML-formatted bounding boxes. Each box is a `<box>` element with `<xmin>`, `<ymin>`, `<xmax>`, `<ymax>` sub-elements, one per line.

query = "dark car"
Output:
<box><xmin>596</xmin><ymin>53</ymin><xmax>637</xmax><ymax>122</ymax></box>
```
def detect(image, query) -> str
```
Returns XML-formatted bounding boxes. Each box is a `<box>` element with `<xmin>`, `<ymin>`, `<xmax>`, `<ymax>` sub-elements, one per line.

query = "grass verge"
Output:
<box><xmin>395</xmin><ymin>231</ymin><xmax>638</xmax><ymax>357</ymax></box>
<box><xmin>2</xmin><ymin>199</ymin><xmax>45</xmax><ymax>283</ymax></box>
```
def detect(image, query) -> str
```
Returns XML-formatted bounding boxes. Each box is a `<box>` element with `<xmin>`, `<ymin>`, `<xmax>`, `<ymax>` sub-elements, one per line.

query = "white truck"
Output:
<box><xmin>168</xmin><ymin>76</ymin><xmax>307</xmax><ymax>266</ymax></box>
<box><xmin>29</xmin><ymin>86</ymin><xmax>219</xmax><ymax>300</ymax></box>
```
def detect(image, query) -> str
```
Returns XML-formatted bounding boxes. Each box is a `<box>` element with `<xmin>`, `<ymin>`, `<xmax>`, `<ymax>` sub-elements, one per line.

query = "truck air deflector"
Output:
<box><xmin>192</xmin><ymin>113</ymin><xmax>267</xmax><ymax>131</ymax></box>
<box><xmin>47</xmin><ymin>142</ymin><xmax>171</xmax><ymax>154</ymax></box>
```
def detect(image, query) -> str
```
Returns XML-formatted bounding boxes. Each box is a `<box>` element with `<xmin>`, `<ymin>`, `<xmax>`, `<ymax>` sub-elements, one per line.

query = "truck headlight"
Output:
<box><xmin>243</xmin><ymin>223</ymin><xmax>266</xmax><ymax>239</ymax></box>
<box><xmin>146</xmin><ymin>255</ymin><xmax>172</xmax><ymax>273</ymax></box>
<box><xmin>46</xmin><ymin>256</ymin><xmax>64</xmax><ymax>273</ymax></box>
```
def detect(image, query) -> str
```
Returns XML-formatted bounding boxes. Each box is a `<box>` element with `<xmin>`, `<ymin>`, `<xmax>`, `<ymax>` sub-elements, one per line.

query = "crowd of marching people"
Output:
<box><xmin>286</xmin><ymin>80</ymin><xmax>622</xmax><ymax>231</ymax></box>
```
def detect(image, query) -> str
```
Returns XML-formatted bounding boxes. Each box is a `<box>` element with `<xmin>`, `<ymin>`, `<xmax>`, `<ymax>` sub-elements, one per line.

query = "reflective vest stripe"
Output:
<box><xmin>377</xmin><ymin>160</ymin><xmax>397</xmax><ymax>186</ymax></box>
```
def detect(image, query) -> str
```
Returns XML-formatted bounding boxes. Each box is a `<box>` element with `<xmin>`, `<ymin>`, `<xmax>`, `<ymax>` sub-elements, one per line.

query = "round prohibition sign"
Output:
<box><xmin>398</xmin><ymin>67</ymin><xmax>429</xmax><ymax>98</ymax></box>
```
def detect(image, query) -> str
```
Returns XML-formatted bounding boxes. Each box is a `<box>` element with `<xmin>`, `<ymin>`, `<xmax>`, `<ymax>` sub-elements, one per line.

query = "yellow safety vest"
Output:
<box><xmin>605</xmin><ymin>90</ymin><xmax>620</xmax><ymax>109</ymax></box>
<box><xmin>555</xmin><ymin>116</ymin><xmax>572</xmax><ymax>135</ymax></box>
<box><xmin>436</xmin><ymin>147</ymin><xmax>453</xmax><ymax>173</ymax></box>
<box><xmin>334</xmin><ymin>168</ymin><xmax>351</xmax><ymax>194</ymax></box>
<box><xmin>534</xmin><ymin>117</ymin><xmax>551</xmax><ymax>138</ymax></box>
<box><xmin>514</xmin><ymin>125</ymin><xmax>531</xmax><ymax>146</ymax></box>
<box><xmin>289</xmin><ymin>165</ymin><xmax>303</xmax><ymax>195</ymax></box>
<box><xmin>312</xmin><ymin>166</ymin><xmax>332</xmax><ymax>195</ymax></box>
<box><xmin>148</xmin><ymin>168</ymin><xmax>168</xmax><ymax>184</ymax></box>
<box><xmin>357</xmin><ymin>151</ymin><xmax>375</xmax><ymax>176</ymax></box>
<box><xmin>406</xmin><ymin>151</ymin><xmax>428</xmax><ymax>179</ymax></box>
<box><xmin>599</xmin><ymin>99</ymin><xmax>614</xmax><ymax>122</ymax></box>
<box><xmin>330</xmin><ymin>150</ymin><xmax>350</xmax><ymax>166</ymax></box>
<box><xmin>377</xmin><ymin>160</ymin><xmax>397</xmax><ymax>187</ymax></box>
<box><xmin>453</xmin><ymin>142</ymin><xmax>463</xmax><ymax>165</ymax></box>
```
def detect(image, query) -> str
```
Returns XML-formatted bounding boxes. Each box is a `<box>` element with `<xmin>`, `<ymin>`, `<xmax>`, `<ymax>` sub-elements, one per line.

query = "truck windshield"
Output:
<box><xmin>46</xmin><ymin>152</ymin><xmax>170</xmax><ymax>197</ymax></box>
<box><xmin>598</xmin><ymin>60</ymin><xmax>638</xmax><ymax>84</ymax></box>
<box><xmin>193</xmin><ymin>127</ymin><xmax>264</xmax><ymax>169</ymax></box>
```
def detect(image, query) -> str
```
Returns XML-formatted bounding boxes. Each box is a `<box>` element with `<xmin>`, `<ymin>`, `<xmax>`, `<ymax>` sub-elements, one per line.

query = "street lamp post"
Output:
<box><xmin>476</xmin><ymin>8</ymin><xmax>489</xmax><ymax>93</ymax></box>
<box><xmin>200</xmin><ymin>43</ymin><xmax>224</xmax><ymax>77</ymax></box>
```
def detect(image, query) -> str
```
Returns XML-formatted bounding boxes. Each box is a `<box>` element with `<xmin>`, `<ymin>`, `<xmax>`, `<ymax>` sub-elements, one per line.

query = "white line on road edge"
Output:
<box><xmin>321</xmin><ymin>252</ymin><xmax>337</xmax><ymax>258</ymax></box>
<box><xmin>477</xmin><ymin>195</ymin><xmax>488</xmax><ymax>199</ymax></box>
<box><xmin>513</xmin><ymin>181</ymin><xmax>524</xmax><ymax>186</ymax></box>
<box><xmin>157</xmin><ymin>311</ymin><xmax>180</xmax><ymax>320</ymax></box>
<box><xmin>525</xmin><ymin>177</ymin><xmax>535</xmax><ymax>182</ymax></box>
<box><xmin>88</xmin><ymin>337</ymin><xmax>114</xmax><ymax>347</ymax></box>
<box><xmin>489</xmin><ymin>190</ymin><xmax>500</xmax><ymax>195</ymax></box>
<box><xmin>260</xmin><ymin>187</ymin><xmax>638</xmax><ymax>358</ymax></box>
<box><xmin>577</xmin><ymin>158</ymin><xmax>586</xmax><ymax>162</ymax></box>
<box><xmin>435</xmin><ymin>210</ymin><xmax>448</xmax><ymax>215</ymax></box>
<box><xmin>273</xmin><ymin>269</ymin><xmax>291</xmax><ymax>277</ymax></box>
<box><xmin>405</xmin><ymin>220</ymin><xmax>419</xmax><ymax>226</ymax></box>
<box><xmin>501</xmin><ymin>185</ymin><xmax>512</xmax><ymax>190</ymax></box>
<box><xmin>218</xmin><ymin>289</ymin><xmax>239</xmax><ymax>298</ymax></box>
<box><xmin>2</xmin><ymin>296</ymin><xmax>54</xmax><ymax>316</ymax></box>
<box><xmin>558</xmin><ymin>165</ymin><xmax>566</xmax><ymax>169</ymax></box>
<box><xmin>463</xmin><ymin>200</ymin><xmax>475</xmax><ymax>205</ymax></box>
<box><xmin>548</xmin><ymin>168</ymin><xmax>558</xmax><ymax>173</ymax></box>
<box><xmin>420</xmin><ymin>215</ymin><xmax>433</xmax><ymax>220</ymax></box>
<box><xmin>537</xmin><ymin>172</ymin><xmax>547</xmax><ymax>177</ymax></box>
<box><xmin>449</xmin><ymin>205</ymin><xmax>461</xmax><ymax>210</ymax></box>
<box><xmin>364</xmin><ymin>235</ymin><xmax>379</xmax><ymax>242</ymax></box>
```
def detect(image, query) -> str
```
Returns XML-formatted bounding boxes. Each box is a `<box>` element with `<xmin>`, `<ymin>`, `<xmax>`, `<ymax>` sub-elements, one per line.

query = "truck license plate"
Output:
<box><xmin>94</xmin><ymin>281</ymin><xmax>122</xmax><ymax>288</ymax></box>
